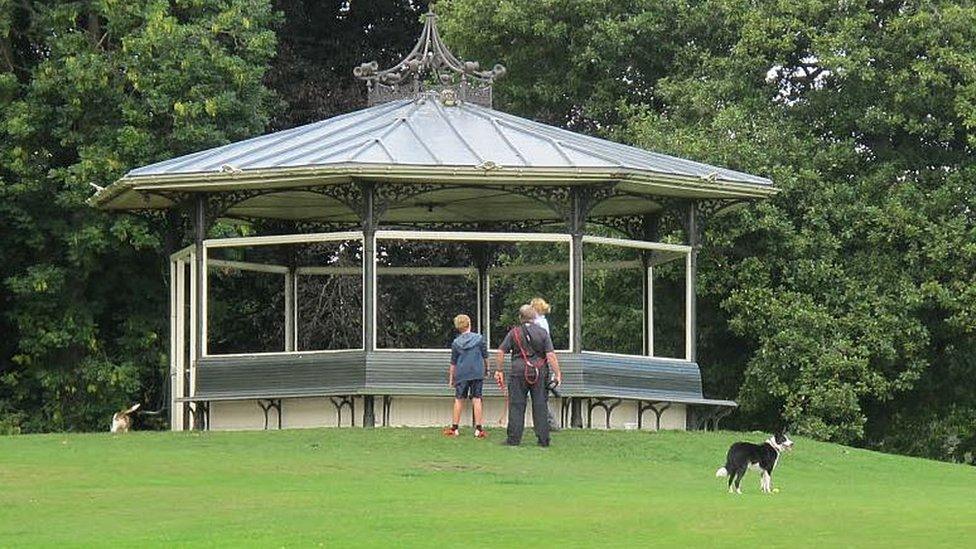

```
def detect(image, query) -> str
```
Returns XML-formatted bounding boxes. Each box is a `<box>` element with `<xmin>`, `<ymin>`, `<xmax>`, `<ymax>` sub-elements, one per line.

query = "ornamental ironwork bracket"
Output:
<box><xmin>586</xmin><ymin>397</ymin><xmax>623</xmax><ymax>429</ymax></box>
<box><xmin>637</xmin><ymin>400</ymin><xmax>672</xmax><ymax>431</ymax></box>
<box><xmin>189</xmin><ymin>401</ymin><xmax>210</xmax><ymax>431</ymax></box>
<box><xmin>258</xmin><ymin>399</ymin><xmax>283</xmax><ymax>430</ymax></box>
<box><xmin>588</xmin><ymin>212</ymin><xmax>662</xmax><ymax>240</ymax></box>
<box><xmin>354</xmin><ymin>11</ymin><xmax>505</xmax><ymax>107</ymax></box>
<box><xmin>382</xmin><ymin>396</ymin><xmax>393</xmax><ymax>427</ymax></box>
<box><xmin>330</xmin><ymin>396</ymin><xmax>356</xmax><ymax>427</ymax></box>
<box><xmin>206</xmin><ymin>188</ymin><xmax>276</xmax><ymax>223</ymax></box>
<box><xmin>689</xmin><ymin>404</ymin><xmax>733</xmax><ymax>431</ymax></box>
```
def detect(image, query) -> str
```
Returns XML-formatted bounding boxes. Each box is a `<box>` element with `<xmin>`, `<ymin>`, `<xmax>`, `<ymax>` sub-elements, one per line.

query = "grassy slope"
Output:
<box><xmin>1</xmin><ymin>429</ymin><xmax>973</xmax><ymax>547</ymax></box>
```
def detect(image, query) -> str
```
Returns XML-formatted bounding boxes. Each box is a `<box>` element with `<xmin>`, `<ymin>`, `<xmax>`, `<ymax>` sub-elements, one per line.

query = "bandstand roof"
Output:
<box><xmin>90</xmin><ymin>13</ymin><xmax>775</xmax><ymax>224</ymax></box>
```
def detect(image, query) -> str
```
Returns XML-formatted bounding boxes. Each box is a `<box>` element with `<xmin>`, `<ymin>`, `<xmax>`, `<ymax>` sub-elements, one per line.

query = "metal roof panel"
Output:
<box><xmin>123</xmin><ymin>93</ymin><xmax>772</xmax><ymax>187</ymax></box>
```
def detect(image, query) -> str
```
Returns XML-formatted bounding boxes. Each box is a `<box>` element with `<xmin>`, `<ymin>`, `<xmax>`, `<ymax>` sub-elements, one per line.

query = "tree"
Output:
<box><xmin>265</xmin><ymin>0</ymin><xmax>430</xmax><ymax>129</ymax></box>
<box><xmin>0</xmin><ymin>0</ymin><xmax>278</xmax><ymax>431</ymax></box>
<box><xmin>441</xmin><ymin>0</ymin><xmax>976</xmax><ymax>450</ymax></box>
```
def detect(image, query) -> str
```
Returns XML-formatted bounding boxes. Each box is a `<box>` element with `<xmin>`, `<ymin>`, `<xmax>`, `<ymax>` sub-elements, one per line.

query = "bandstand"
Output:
<box><xmin>91</xmin><ymin>13</ymin><xmax>775</xmax><ymax>432</ymax></box>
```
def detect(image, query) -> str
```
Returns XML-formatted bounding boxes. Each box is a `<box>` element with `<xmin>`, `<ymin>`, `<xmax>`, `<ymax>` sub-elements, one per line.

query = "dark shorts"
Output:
<box><xmin>454</xmin><ymin>379</ymin><xmax>484</xmax><ymax>399</ymax></box>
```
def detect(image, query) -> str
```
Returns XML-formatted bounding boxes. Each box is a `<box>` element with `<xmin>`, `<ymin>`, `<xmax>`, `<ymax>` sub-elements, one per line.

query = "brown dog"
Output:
<box><xmin>110</xmin><ymin>404</ymin><xmax>140</xmax><ymax>433</ymax></box>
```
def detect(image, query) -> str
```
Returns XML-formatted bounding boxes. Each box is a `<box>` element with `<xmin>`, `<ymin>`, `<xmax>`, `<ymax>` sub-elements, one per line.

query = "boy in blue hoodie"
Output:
<box><xmin>445</xmin><ymin>314</ymin><xmax>489</xmax><ymax>438</ymax></box>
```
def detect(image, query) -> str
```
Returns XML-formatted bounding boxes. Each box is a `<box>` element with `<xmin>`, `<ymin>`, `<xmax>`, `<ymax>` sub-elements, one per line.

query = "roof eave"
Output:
<box><xmin>89</xmin><ymin>164</ymin><xmax>777</xmax><ymax>210</ymax></box>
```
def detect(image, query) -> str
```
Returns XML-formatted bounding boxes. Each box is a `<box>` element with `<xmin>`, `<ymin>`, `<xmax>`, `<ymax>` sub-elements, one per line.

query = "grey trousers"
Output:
<box><xmin>506</xmin><ymin>367</ymin><xmax>550</xmax><ymax>446</ymax></box>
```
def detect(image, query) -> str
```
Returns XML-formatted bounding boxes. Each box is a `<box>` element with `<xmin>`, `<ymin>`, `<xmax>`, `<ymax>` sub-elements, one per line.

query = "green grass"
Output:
<box><xmin>1</xmin><ymin>429</ymin><xmax>974</xmax><ymax>547</ymax></box>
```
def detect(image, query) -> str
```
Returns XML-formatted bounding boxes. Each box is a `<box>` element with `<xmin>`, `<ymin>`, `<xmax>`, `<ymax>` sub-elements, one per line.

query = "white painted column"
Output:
<box><xmin>685</xmin><ymin>252</ymin><xmax>693</xmax><ymax>361</ymax></box>
<box><xmin>284</xmin><ymin>269</ymin><xmax>295</xmax><ymax>352</ymax></box>
<box><xmin>647</xmin><ymin>265</ymin><xmax>654</xmax><ymax>357</ymax></box>
<box><xmin>188</xmin><ymin>253</ymin><xmax>197</xmax><ymax>430</ymax></box>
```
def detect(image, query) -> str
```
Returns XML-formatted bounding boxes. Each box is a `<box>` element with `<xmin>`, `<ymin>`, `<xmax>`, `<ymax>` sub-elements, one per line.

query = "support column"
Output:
<box><xmin>642</xmin><ymin>214</ymin><xmax>659</xmax><ymax>358</ymax></box>
<box><xmin>192</xmin><ymin>193</ymin><xmax>207</xmax><ymax>430</ymax></box>
<box><xmin>169</xmin><ymin>258</ymin><xmax>178</xmax><ymax>430</ymax></box>
<box><xmin>361</xmin><ymin>183</ymin><xmax>377</xmax><ymax>428</ymax></box>
<box><xmin>571</xmin><ymin>399</ymin><xmax>583</xmax><ymax>429</ymax></box>
<box><xmin>363</xmin><ymin>395</ymin><xmax>375</xmax><ymax>428</ymax></box>
<box><xmin>469</xmin><ymin>243</ymin><xmax>493</xmax><ymax>338</ymax></box>
<box><xmin>362</xmin><ymin>183</ymin><xmax>376</xmax><ymax>353</ymax></box>
<box><xmin>174</xmin><ymin>258</ymin><xmax>187</xmax><ymax>431</ymax></box>
<box><xmin>642</xmin><ymin>254</ymin><xmax>654</xmax><ymax>357</ymax></box>
<box><xmin>477</xmin><ymin>265</ymin><xmax>490</xmax><ymax>336</ymax></box>
<box><xmin>569</xmin><ymin>189</ymin><xmax>584</xmax><ymax>428</ymax></box>
<box><xmin>284</xmin><ymin>267</ymin><xmax>296</xmax><ymax>352</ymax></box>
<box><xmin>569</xmin><ymin>191</ymin><xmax>584</xmax><ymax>354</ymax></box>
<box><xmin>685</xmin><ymin>201</ymin><xmax>699</xmax><ymax>362</ymax></box>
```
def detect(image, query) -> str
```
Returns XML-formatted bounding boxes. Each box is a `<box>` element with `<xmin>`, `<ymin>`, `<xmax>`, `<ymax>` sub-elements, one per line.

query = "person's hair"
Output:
<box><xmin>518</xmin><ymin>304</ymin><xmax>538</xmax><ymax>323</ymax></box>
<box><xmin>453</xmin><ymin>314</ymin><xmax>471</xmax><ymax>331</ymax></box>
<box><xmin>530</xmin><ymin>297</ymin><xmax>551</xmax><ymax>315</ymax></box>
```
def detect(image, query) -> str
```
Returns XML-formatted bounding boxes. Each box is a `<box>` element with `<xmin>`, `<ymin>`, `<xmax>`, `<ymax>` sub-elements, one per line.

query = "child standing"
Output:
<box><xmin>445</xmin><ymin>314</ymin><xmax>489</xmax><ymax>438</ymax></box>
<box><xmin>531</xmin><ymin>297</ymin><xmax>551</xmax><ymax>333</ymax></box>
<box><xmin>530</xmin><ymin>297</ymin><xmax>560</xmax><ymax>431</ymax></box>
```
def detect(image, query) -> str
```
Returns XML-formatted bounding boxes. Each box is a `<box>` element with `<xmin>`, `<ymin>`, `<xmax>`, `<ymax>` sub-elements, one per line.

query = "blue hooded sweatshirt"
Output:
<box><xmin>451</xmin><ymin>331</ymin><xmax>488</xmax><ymax>382</ymax></box>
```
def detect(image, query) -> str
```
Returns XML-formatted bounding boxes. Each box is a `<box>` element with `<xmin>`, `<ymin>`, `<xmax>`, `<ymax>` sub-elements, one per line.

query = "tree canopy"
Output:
<box><xmin>441</xmin><ymin>0</ymin><xmax>976</xmax><ymax>454</ymax></box>
<box><xmin>0</xmin><ymin>0</ymin><xmax>279</xmax><ymax>431</ymax></box>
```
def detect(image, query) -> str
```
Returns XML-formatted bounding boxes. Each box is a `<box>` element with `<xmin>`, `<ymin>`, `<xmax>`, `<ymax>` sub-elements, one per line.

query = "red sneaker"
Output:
<box><xmin>443</xmin><ymin>426</ymin><xmax>459</xmax><ymax>437</ymax></box>
<box><xmin>475</xmin><ymin>428</ymin><xmax>487</xmax><ymax>439</ymax></box>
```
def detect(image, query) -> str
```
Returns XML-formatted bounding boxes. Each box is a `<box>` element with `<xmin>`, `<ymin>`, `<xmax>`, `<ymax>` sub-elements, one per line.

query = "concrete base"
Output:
<box><xmin>205</xmin><ymin>396</ymin><xmax>687</xmax><ymax>431</ymax></box>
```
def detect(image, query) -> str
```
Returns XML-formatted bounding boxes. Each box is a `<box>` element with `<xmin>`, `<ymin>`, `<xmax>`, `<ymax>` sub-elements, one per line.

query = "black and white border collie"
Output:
<box><xmin>716</xmin><ymin>432</ymin><xmax>794</xmax><ymax>494</ymax></box>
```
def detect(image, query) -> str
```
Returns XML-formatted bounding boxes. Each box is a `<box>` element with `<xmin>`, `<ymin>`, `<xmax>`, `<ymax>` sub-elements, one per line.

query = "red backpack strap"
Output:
<box><xmin>512</xmin><ymin>326</ymin><xmax>530</xmax><ymax>364</ymax></box>
<box><xmin>514</xmin><ymin>326</ymin><xmax>546</xmax><ymax>385</ymax></box>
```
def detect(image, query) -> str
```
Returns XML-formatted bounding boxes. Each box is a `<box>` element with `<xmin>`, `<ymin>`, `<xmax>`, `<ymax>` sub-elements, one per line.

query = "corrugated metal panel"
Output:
<box><xmin>192</xmin><ymin>350</ymin><xmax>725</xmax><ymax>406</ymax></box>
<box><xmin>579</xmin><ymin>352</ymin><xmax>704</xmax><ymax>400</ymax></box>
<box><xmin>124</xmin><ymin>93</ymin><xmax>771</xmax><ymax>187</ymax></box>
<box><xmin>362</xmin><ymin>350</ymin><xmax>586</xmax><ymax>396</ymax></box>
<box><xmin>195</xmin><ymin>351</ymin><xmax>365</xmax><ymax>399</ymax></box>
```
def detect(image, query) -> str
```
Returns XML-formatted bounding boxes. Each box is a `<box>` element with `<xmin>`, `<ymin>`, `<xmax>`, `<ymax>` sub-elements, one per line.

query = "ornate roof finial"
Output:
<box><xmin>353</xmin><ymin>11</ymin><xmax>505</xmax><ymax>108</ymax></box>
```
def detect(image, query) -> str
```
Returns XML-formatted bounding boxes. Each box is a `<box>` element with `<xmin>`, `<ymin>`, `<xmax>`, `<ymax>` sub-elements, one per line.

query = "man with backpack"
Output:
<box><xmin>494</xmin><ymin>304</ymin><xmax>562</xmax><ymax>447</ymax></box>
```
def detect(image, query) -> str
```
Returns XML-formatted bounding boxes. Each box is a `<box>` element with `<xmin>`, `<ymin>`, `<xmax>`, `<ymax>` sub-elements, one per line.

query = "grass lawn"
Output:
<box><xmin>1</xmin><ymin>428</ymin><xmax>974</xmax><ymax>547</ymax></box>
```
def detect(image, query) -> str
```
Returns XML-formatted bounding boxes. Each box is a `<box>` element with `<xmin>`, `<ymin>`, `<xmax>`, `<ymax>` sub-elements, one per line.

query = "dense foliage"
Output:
<box><xmin>441</xmin><ymin>0</ymin><xmax>976</xmax><ymax>458</ymax></box>
<box><xmin>0</xmin><ymin>0</ymin><xmax>279</xmax><ymax>432</ymax></box>
<box><xmin>0</xmin><ymin>0</ymin><xmax>431</xmax><ymax>433</ymax></box>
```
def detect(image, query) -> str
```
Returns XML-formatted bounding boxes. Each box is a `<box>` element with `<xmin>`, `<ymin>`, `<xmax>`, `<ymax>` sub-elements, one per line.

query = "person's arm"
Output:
<box><xmin>495</xmin><ymin>331</ymin><xmax>512</xmax><ymax>386</ymax></box>
<box><xmin>546</xmin><ymin>352</ymin><xmax>561</xmax><ymax>385</ymax></box>
<box><xmin>494</xmin><ymin>350</ymin><xmax>506</xmax><ymax>386</ymax></box>
<box><xmin>542</xmin><ymin>331</ymin><xmax>560</xmax><ymax>385</ymax></box>
<box><xmin>450</xmin><ymin>343</ymin><xmax>459</xmax><ymax>387</ymax></box>
<box><xmin>481</xmin><ymin>335</ymin><xmax>490</xmax><ymax>377</ymax></box>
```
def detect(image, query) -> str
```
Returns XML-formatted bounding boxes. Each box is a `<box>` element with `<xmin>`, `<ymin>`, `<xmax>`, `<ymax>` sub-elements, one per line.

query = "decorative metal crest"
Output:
<box><xmin>353</xmin><ymin>11</ymin><xmax>505</xmax><ymax>108</ymax></box>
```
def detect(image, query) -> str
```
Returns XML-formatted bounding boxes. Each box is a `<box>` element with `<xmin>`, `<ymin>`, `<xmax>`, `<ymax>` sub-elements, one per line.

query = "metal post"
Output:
<box><xmin>686</xmin><ymin>201</ymin><xmax>699</xmax><ymax>362</ymax></box>
<box><xmin>476</xmin><ymin>265</ymin><xmax>489</xmax><ymax>334</ymax></box>
<box><xmin>642</xmin><ymin>255</ymin><xmax>654</xmax><ymax>357</ymax></box>
<box><xmin>362</xmin><ymin>184</ymin><xmax>376</xmax><ymax>353</ymax></box>
<box><xmin>192</xmin><ymin>194</ymin><xmax>207</xmax><ymax>430</ymax></box>
<box><xmin>469</xmin><ymin>243</ymin><xmax>492</xmax><ymax>337</ymax></box>
<box><xmin>363</xmin><ymin>395</ymin><xmax>375</xmax><ymax>428</ymax></box>
<box><xmin>187</xmin><ymin>257</ymin><xmax>196</xmax><ymax>430</ymax></box>
<box><xmin>175</xmin><ymin>259</ymin><xmax>187</xmax><ymax>431</ymax></box>
<box><xmin>570</xmin><ymin>192</ymin><xmax>584</xmax><ymax>354</ymax></box>
<box><xmin>571</xmin><ymin>399</ymin><xmax>583</xmax><ymax>429</ymax></box>
<box><xmin>362</xmin><ymin>183</ymin><xmax>377</xmax><ymax>427</ymax></box>
<box><xmin>169</xmin><ymin>258</ymin><xmax>178</xmax><ymax>430</ymax></box>
<box><xmin>569</xmin><ymin>189</ymin><xmax>584</xmax><ymax>428</ymax></box>
<box><xmin>284</xmin><ymin>267</ymin><xmax>295</xmax><ymax>352</ymax></box>
<box><xmin>642</xmin><ymin>214</ymin><xmax>658</xmax><ymax>358</ymax></box>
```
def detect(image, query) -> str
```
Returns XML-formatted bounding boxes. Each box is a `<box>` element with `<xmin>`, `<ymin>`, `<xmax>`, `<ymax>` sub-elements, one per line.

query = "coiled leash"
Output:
<box><xmin>512</xmin><ymin>325</ymin><xmax>546</xmax><ymax>386</ymax></box>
